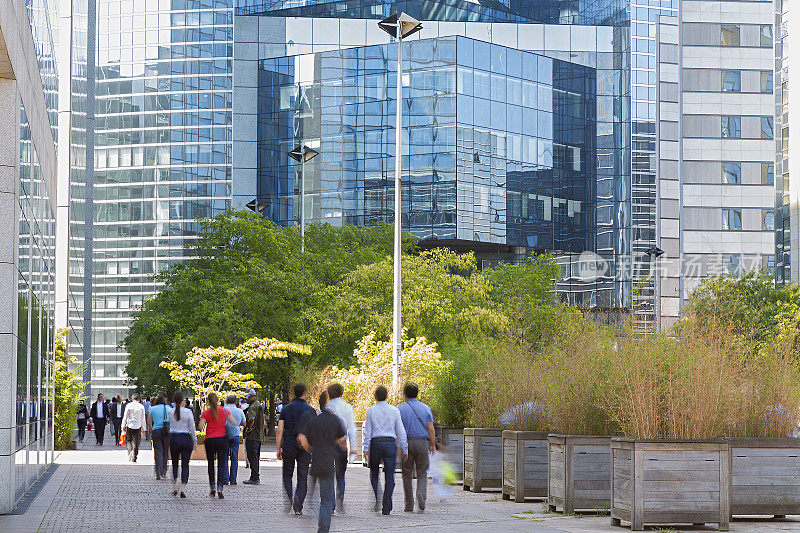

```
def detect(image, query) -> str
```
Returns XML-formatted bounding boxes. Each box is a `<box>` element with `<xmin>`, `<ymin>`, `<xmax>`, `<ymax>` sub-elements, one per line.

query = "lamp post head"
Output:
<box><xmin>288</xmin><ymin>145</ymin><xmax>319</xmax><ymax>163</ymax></box>
<box><xmin>378</xmin><ymin>13</ymin><xmax>422</xmax><ymax>39</ymax></box>
<box><xmin>245</xmin><ymin>199</ymin><xmax>267</xmax><ymax>212</ymax></box>
<box><xmin>645</xmin><ymin>246</ymin><xmax>664</xmax><ymax>258</ymax></box>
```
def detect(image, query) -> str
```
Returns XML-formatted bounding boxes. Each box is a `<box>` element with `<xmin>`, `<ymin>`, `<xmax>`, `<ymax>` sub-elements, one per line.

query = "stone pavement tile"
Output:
<box><xmin>3</xmin><ymin>442</ymin><xmax>800</xmax><ymax>533</ymax></box>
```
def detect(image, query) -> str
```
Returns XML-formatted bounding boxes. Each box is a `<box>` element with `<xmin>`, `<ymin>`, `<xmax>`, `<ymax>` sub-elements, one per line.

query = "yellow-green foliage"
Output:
<box><xmin>311</xmin><ymin>332</ymin><xmax>452</xmax><ymax>419</ymax></box>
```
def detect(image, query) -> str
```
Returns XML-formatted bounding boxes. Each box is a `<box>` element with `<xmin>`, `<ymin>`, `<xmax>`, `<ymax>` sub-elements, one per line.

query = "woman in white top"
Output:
<box><xmin>168</xmin><ymin>391</ymin><xmax>197</xmax><ymax>498</ymax></box>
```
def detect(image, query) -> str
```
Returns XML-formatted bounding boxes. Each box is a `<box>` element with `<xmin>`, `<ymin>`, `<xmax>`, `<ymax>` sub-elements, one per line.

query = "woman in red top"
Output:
<box><xmin>199</xmin><ymin>392</ymin><xmax>238</xmax><ymax>498</ymax></box>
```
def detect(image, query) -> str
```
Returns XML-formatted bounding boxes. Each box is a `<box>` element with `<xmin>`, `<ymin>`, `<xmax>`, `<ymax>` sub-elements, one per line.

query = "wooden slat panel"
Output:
<box><xmin>642</xmin><ymin>468</ymin><xmax>721</xmax><ymax>482</ymax></box>
<box><xmin>643</xmin><ymin>491</ymin><xmax>720</xmax><ymax>503</ymax></box>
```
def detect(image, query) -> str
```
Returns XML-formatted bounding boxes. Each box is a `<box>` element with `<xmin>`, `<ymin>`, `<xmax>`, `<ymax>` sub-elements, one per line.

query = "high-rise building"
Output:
<box><xmin>70</xmin><ymin>0</ymin><xmax>780</xmax><ymax>394</ymax></box>
<box><xmin>656</xmin><ymin>0</ymin><xmax>775</xmax><ymax>328</ymax></box>
<box><xmin>0</xmin><ymin>0</ymin><xmax>61</xmax><ymax>512</ymax></box>
<box><xmin>70</xmin><ymin>0</ymin><xmax>233</xmax><ymax>395</ymax></box>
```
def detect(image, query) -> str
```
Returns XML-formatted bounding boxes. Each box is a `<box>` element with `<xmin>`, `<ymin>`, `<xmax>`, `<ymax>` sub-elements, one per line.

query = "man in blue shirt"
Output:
<box><xmin>398</xmin><ymin>382</ymin><xmax>436</xmax><ymax>513</ymax></box>
<box><xmin>277</xmin><ymin>383</ymin><xmax>315</xmax><ymax>514</ymax></box>
<box><xmin>225</xmin><ymin>396</ymin><xmax>246</xmax><ymax>485</ymax></box>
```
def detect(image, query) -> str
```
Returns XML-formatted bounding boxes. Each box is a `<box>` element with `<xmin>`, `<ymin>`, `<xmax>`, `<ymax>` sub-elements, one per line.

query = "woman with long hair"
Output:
<box><xmin>198</xmin><ymin>392</ymin><xmax>238</xmax><ymax>498</ymax></box>
<box><xmin>148</xmin><ymin>393</ymin><xmax>171</xmax><ymax>480</ymax></box>
<box><xmin>168</xmin><ymin>391</ymin><xmax>197</xmax><ymax>497</ymax></box>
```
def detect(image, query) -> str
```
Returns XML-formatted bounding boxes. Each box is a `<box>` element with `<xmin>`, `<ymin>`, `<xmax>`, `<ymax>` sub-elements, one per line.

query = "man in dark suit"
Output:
<box><xmin>111</xmin><ymin>395</ymin><xmax>126</xmax><ymax>445</ymax></box>
<box><xmin>91</xmin><ymin>393</ymin><xmax>109</xmax><ymax>445</ymax></box>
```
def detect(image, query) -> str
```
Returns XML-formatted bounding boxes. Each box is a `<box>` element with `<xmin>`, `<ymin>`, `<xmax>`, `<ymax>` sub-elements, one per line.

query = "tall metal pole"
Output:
<box><xmin>301</xmin><ymin>158</ymin><xmax>306</xmax><ymax>254</ymax></box>
<box><xmin>392</xmin><ymin>33</ymin><xmax>403</xmax><ymax>392</ymax></box>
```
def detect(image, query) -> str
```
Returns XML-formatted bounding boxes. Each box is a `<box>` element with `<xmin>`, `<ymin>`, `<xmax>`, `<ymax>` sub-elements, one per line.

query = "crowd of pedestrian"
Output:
<box><xmin>79</xmin><ymin>381</ymin><xmax>438</xmax><ymax>533</ymax></box>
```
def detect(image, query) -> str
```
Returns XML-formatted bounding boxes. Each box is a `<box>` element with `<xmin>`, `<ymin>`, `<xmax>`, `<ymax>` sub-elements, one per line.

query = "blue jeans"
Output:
<box><xmin>334</xmin><ymin>447</ymin><xmax>347</xmax><ymax>506</ymax></box>
<box><xmin>227</xmin><ymin>437</ymin><xmax>239</xmax><ymax>483</ymax></box>
<box><xmin>317</xmin><ymin>475</ymin><xmax>335</xmax><ymax>533</ymax></box>
<box><xmin>204</xmin><ymin>436</ymin><xmax>229</xmax><ymax>491</ymax></box>
<box><xmin>368</xmin><ymin>437</ymin><xmax>397</xmax><ymax>514</ymax></box>
<box><xmin>282</xmin><ymin>446</ymin><xmax>311</xmax><ymax>511</ymax></box>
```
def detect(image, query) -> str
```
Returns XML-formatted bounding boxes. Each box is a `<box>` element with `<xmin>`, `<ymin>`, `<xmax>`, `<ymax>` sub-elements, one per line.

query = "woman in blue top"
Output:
<box><xmin>147</xmin><ymin>394</ymin><xmax>172</xmax><ymax>480</ymax></box>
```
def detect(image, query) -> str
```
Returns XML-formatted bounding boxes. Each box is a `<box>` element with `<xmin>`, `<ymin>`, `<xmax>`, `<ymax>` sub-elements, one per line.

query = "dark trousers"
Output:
<box><xmin>227</xmin><ymin>437</ymin><xmax>239</xmax><ymax>483</ymax></box>
<box><xmin>113</xmin><ymin>418</ymin><xmax>122</xmax><ymax>443</ymax></box>
<box><xmin>245</xmin><ymin>439</ymin><xmax>261</xmax><ymax>481</ymax></box>
<box><xmin>282</xmin><ymin>446</ymin><xmax>311</xmax><ymax>511</ymax></box>
<box><xmin>317</xmin><ymin>475</ymin><xmax>335</xmax><ymax>533</ymax></box>
<box><xmin>93</xmin><ymin>419</ymin><xmax>106</xmax><ymax>444</ymax></box>
<box><xmin>170</xmin><ymin>433</ymin><xmax>193</xmax><ymax>484</ymax></box>
<box><xmin>152</xmin><ymin>428</ymin><xmax>170</xmax><ymax>478</ymax></box>
<box><xmin>334</xmin><ymin>447</ymin><xmax>347</xmax><ymax>505</ymax></box>
<box><xmin>205</xmin><ymin>436</ymin><xmax>229</xmax><ymax>491</ymax></box>
<box><xmin>126</xmin><ymin>427</ymin><xmax>142</xmax><ymax>460</ymax></box>
<box><xmin>369</xmin><ymin>437</ymin><xmax>398</xmax><ymax>514</ymax></box>
<box><xmin>77</xmin><ymin>419</ymin><xmax>87</xmax><ymax>442</ymax></box>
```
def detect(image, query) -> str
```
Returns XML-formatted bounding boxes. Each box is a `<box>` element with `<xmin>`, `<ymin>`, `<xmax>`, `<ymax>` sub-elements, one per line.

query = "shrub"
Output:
<box><xmin>54</xmin><ymin>329</ymin><xmax>86</xmax><ymax>449</ymax></box>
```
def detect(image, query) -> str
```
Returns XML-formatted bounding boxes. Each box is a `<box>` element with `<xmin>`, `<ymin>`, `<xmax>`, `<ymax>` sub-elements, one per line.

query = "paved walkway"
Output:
<box><xmin>1</xmin><ymin>439</ymin><xmax>800</xmax><ymax>532</ymax></box>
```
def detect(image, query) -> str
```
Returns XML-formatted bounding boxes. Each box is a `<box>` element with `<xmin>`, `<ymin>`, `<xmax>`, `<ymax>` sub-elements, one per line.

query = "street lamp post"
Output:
<box><xmin>288</xmin><ymin>145</ymin><xmax>319</xmax><ymax>253</ymax></box>
<box><xmin>378</xmin><ymin>13</ymin><xmax>422</xmax><ymax>392</ymax></box>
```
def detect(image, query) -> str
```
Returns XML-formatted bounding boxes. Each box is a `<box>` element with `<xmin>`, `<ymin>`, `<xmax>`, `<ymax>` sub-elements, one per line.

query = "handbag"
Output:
<box><xmin>119</xmin><ymin>432</ymin><xmax>126</xmax><ymax>446</ymax></box>
<box><xmin>162</xmin><ymin>405</ymin><xmax>170</xmax><ymax>434</ymax></box>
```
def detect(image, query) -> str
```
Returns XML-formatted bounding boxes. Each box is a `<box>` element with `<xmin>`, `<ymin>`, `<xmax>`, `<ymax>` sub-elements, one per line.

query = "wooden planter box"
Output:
<box><xmin>441</xmin><ymin>427</ymin><xmax>464</xmax><ymax>479</ymax></box>
<box><xmin>610</xmin><ymin>438</ymin><xmax>730</xmax><ymax>531</ymax></box>
<box><xmin>190</xmin><ymin>444</ymin><xmax>247</xmax><ymax>461</ymax></box>
<box><xmin>728</xmin><ymin>437</ymin><xmax>800</xmax><ymax>517</ymax></box>
<box><xmin>548</xmin><ymin>434</ymin><xmax>612</xmax><ymax>513</ymax></box>
<box><xmin>501</xmin><ymin>430</ymin><xmax>548</xmax><ymax>502</ymax></box>
<box><xmin>463</xmin><ymin>428</ymin><xmax>503</xmax><ymax>492</ymax></box>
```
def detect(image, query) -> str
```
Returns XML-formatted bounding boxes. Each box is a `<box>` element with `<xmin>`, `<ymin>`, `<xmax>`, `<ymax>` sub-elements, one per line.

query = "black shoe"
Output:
<box><xmin>242</xmin><ymin>479</ymin><xmax>260</xmax><ymax>485</ymax></box>
<box><xmin>156</xmin><ymin>475</ymin><xmax>162</xmax><ymax>480</ymax></box>
<box><xmin>229</xmin><ymin>481</ymin><xmax>237</xmax><ymax>486</ymax></box>
<box><xmin>172</xmin><ymin>489</ymin><xmax>178</xmax><ymax>496</ymax></box>
<box><xmin>180</xmin><ymin>492</ymin><xmax>186</xmax><ymax>498</ymax></box>
<box><xmin>209</xmin><ymin>489</ymin><xmax>216</xmax><ymax>497</ymax></box>
<box><xmin>217</xmin><ymin>491</ymin><xmax>224</xmax><ymax>499</ymax></box>
<box><xmin>404</xmin><ymin>508</ymin><xmax>413</xmax><ymax>512</ymax></box>
<box><xmin>382</xmin><ymin>511</ymin><xmax>391</xmax><ymax>516</ymax></box>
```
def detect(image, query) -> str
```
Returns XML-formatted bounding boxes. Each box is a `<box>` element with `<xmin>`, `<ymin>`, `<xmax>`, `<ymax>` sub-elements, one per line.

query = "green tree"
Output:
<box><xmin>54</xmin><ymin>329</ymin><xmax>86</xmax><ymax>449</ymax></box>
<box><xmin>123</xmin><ymin>209</ymin><xmax>415</xmax><ymax>393</ymax></box>
<box><xmin>304</xmin><ymin>248</ymin><xmax>509</xmax><ymax>363</ymax></box>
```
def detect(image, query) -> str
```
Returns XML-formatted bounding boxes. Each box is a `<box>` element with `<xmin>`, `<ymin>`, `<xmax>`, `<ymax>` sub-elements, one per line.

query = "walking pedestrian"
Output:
<box><xmin>276</xmin><ymin>383</ymin><xmax>315</xmax><ymax>514</ymax></box>
<box><xmin>363</xmin><ymin>385</ymin><xmax>408</xmax><ymax>515</ymax></box>
<box><xmin>398</xmin><ymin>382</ymin><xmax>436</xmax><ymax>513</ymax></box>
<box><xmin>168</xmin><ymin>391</ymin><xmax>197</xmax><ymax>498</ymax></box>
<box><xmin>198</xmin><ymin>392</ymin><xmax>238</xmax><ymax>498</ymax></box>
<box><xmin>121</xmin><ymin>393</ymin><xmax>146</xmax><ymax>462</ymax></box>
<box><xmin>299</xmin><ymin>391</ymin><xmax>347</xmax><ymax>533</ymax></box>
<box><xmin>148</xmin><ymin>394</ymin><xmax>171</xmax><ymax>479</ymax></box>
<box><xmin>242</xmin><ymin>389</ymin><xmax>267</xmax><ymax>485</ymax></box>
<box><xmin>143</xmin><ymin>397</ymin><xmax>151</xmax><ymax>441</ymax></box>
<box><xmin>325</xmin><ymin>383</ymin><xmax>357</xmax><ymax>513</ymax></box>
<box><xmin>90</xmin><ymin>393</ymin><xmax>109</xmax><ymax>445</ymax></box>
<box><xmin>76</xmin><ymin>400</ymin><xmax>89</xmax><ymax>443</ymax></box>
<box><xmin>224</xmin><ymin>395</ymin><xmax>245</xmax><ymax>485</ymax></box>
<box><xmin>112</xmin><ymin>395</ymin><xmax>126</xmax><ymax>445</ymax></box>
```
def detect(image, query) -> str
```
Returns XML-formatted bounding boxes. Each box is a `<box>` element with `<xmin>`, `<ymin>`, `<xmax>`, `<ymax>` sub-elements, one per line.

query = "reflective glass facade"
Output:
<box><xmin>258</xmin><ymin>36</ymin><xmax>596</xmax><ymax>253</ymax></box>
<box><xmin>71</xmin><ymin>0</ymin><xmax>233</xmax><ymax>395</ymax></box>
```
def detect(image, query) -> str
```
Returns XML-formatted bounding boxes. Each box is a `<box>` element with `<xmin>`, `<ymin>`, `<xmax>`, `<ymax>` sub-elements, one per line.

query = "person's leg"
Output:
<box><xmin>217</xmin><ymin>438</ymin><xmax>229</xmax><ymax>491</ymax></box>
<box><xmin>161</xmin><ymin>432</ymin><xmax>171</xmax><ymax>478</ymax></box>
<box><xmin>95</xmin><ymin>420</ymin><xmax>104</xmax><ymax>444</ymax></box>
<box><xmin>180</xmin><ymin>439</ymin><xmax>191</xmax><ymax>486</ymax></box>
<box><xmin>317</xmin><ymin>475</ymin><xmax>335</xmax><ymax>533</ymax></box>
<box><xmin>334</xmin><ymin>447</ymin><xmax>347</xmax><ymax>511</ymax></box>
<box><xmin>368</xmin><ymin>441</ymin><xmax>380</xmax><ymax>504</ymax></box>
<box><xmin>77</xmin><ymin>420</ymin><xmax>85</xmax><ymax>442</ymax></box>
<box><xmin>153</xmin><ymin>428</ymin><xmax>163</xmax><ymax>477</ymax></box>
<box><xmin>294</xmin><ymin>449</ymin><xmax>311</xmax><ymax>512</ymax></box>
<box><xmin>415</xmin><ymin>441</ymin><xmax>430</xmax><ymax>510</ymax></box>
<box><xmin>282</xmin><ymin>447</ymin><xmax>296</xmax><ymax>502</ymax></box>
<box><xmin>251</xmin><ymin>440</ymin><xmax>261</xmax><ymax>480</ymax></box>
<box><xmin>401</xmin><ymin>443</ymin><xmax>416</xmax><ymax>511</ymax></box>
<box><xmin>382</xmin><ymin>442</ymin><xmax>397</xmax><ymax>514</ymax></box>
<box><xmin>205</xmin><ymin>437</ymin><xmax>216</xmax><ymax>490</ymax></box>
<box><xmin>125</xmin><ymin>427</ymin><xmax>134</xmax><ymax>459</ymax></box>
<box><xmin>132</xmin><ymin>428</ymin><xmax>142</xmax><ymax>460</ymax></box>
<box><xmin>170</xmin><ymin>437</ymin><xmax>180</xmax><ymax>481</ymax></box>
<box><xmin>228</xmin><ymin>438</ymin><xmax>238</xmax><ymax>483</ymax></box>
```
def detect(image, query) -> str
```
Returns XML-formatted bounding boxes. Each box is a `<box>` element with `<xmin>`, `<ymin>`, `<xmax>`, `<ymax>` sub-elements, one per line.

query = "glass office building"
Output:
<box><xmin>233</xmin><ymin>4</ymin><xmax>631</xmax><ymax>309</ymax></box>
<box><xmin>0</xmin><ymin>0</ymin><xmax>60</xmax><ymax>511</ymax></box>
<box><xmin>258</xmin><ymin>37</ymin><xmax>596</xmax><ymax>254</ymax></box>
<box><xmin>70</xmin><ymin>0</ymin><xmax>233</xmax><ymax>395</ymax></box>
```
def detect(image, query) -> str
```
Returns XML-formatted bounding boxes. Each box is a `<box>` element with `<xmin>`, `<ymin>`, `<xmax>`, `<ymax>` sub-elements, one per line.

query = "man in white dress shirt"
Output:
<box><xmin>363</xmin><ymin>386</ymin><xmax>408</xmax><ymax>515</ymax></box>
<box><xmin>325</xmin><ymin>383</ymin><xmax>357</xmax><ymax>513</ymax></box>
<box><xmin>120</xmin><ymin>393</ymin><xmax>146</xmax><ymax>462</ymax></box>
